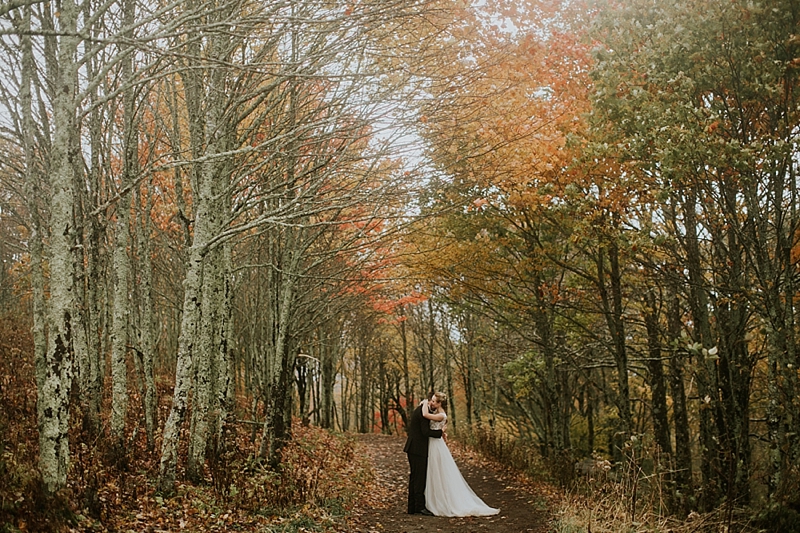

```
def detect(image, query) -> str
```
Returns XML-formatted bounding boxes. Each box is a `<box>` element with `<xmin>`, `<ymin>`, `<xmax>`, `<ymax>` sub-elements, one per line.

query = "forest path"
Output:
<box><xmin>345</xmin><ymin>434</ymin><xmax>552</xmax><ymax>533</ymax></box>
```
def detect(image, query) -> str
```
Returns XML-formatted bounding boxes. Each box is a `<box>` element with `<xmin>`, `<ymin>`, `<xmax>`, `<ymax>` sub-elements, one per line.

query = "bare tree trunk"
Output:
<box><xmin>400</xmin><ymin>313</ymin><xmax>412</xmax><ymax>420</ymax></box>
<box><xmin>187</xmin><ymin>16</ymin><xmax>235</xmax><ymax>473</ymax></box>
<box><xmin>682</xmin><ymin>187</ymin><xmax>720</xmax><ymax>509</ymax></box>
<box><xmin>39</xmin><ymin>0</ymin><xmax>80</xmax><ymax>493</ymax></box>
<box><xmin>158</xmin><ymin>32</ymin><xmax>220</xmax><ymax>489</ymax></box>
<box><xmin>136</xmin><ymin>181</ymin><xmax>157</xmax><ymax>449</ymax></box>
<box><xmin>376</xmin><ymin>350</ymin><xmax>391</xmax><ymax>434</ymax></box>
<box><xmin>158</xmin><ymin>89</ymin><xmax>217</xmax><ymax>486</ymax></box>
<box><xmin>296</xmin><ymin>355</ymin><xmax>310</xmax><ymax>426</ymax></box>
<box><xmin>159</xmin><ymin>0</ymin><xmax>243</xmax><ymax>487</ymax></box>
<box><xmin>341</xmin><ymin>368</ymin><xmax>350</xmax><ymax>432</ymax></box>
<box><xmin>664</xmin><ymin>217</ymin><xmax>693</xmax><ymax>506</ymax></box>
<box><xmin>71</xmin><ymin>150</ymin><xmax>92</xmax><ymax>437</ymax></box>
<box><xmin>358</xmin><ymin>337</ymin><xmax>371</xmax><ymax>434</ymax></box>
<box><xmin>443</xmin><ymin>329</ymin><xmax>456</xmax><ymax>431</ymax></box>
<box><xmin>212</xmin><ymin>241</ymin><xmax>234</xmax><ymax>455</ymax></box>
<box><xmin>785</xmin><ymin>162</ymin><xmax>800</xmax><ymax>476</ymax></box>
<box><xmin>18</xmin><ymin>5</ymin><xmax>47</xmax><ymax>428</ymax></box>
<box><xmin>158</xmin><ymin>241</ymin><xmax>204</xmax><ymax>494</ymax></box>
<box><xmin>188</xmin><ymin>244</ymin><xmax>221</xmax><ymax>481</ymax></box>
<box><xmin>82</xmin><ymin>0</ymin><xmax>105</xmax><ymax>438</ymax></box>
<box><xmin>596</xmin><ymin>238</ymin><xmax>632</xmax><ymax>443</ymax></box>
<box><xmin>643</xmin><ymin>289</ymin><xmax>672</xmax><ymax>459</ymax></box>
<box><xmin>259</xmin><ymin>240</ymin><xmax>301</xmax><ymax>464</ymax></box>
<box><xmin>319</xmin><ymin>319</ymin><xmax>340</xmax><ymax>429</ymax></box>
<box><xmin>462</xmin><ymin>313</ymin><xmax>476</xmax><ymax>425</ymax></box>
<box><xmin>110</xmin><ymin>0</ymin><xmax>138</xmax><ymax>451</ymax></box>
<box><xmin>261</xmin><ymin>281</ymin><xmax>299</xmax><ymax>465</ymax></box>
<box><xmin>110</xmin><ymin>186</ymin><xmax>132</xmax><ymax>449</ymax></box>
<box><xmin>427</xmin><ymin>299</ymin><xmax>436</xmax><ymax>393</ymax></box>
<box><xmin>740</xmin><ymin>146</ymin><xmax>796</xmax><ymax>500</ymax></box>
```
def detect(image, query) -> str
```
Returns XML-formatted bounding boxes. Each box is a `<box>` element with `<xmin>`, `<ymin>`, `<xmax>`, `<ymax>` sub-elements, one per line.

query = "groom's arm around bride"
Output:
<box><xmin>404</xmin><ymin>395</ymin><xmax>443</xmax><ymax>515</ymax></box>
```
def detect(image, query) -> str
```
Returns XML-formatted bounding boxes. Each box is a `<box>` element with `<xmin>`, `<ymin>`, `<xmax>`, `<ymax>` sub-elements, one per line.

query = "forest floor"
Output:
<box><xmin>345</xmin><ymin>434</ymin><xmax>554</xmax><ymax>533</ymax></box>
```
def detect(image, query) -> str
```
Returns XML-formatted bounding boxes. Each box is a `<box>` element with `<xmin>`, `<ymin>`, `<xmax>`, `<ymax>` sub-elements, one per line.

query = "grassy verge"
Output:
<box><xmin>453</xmin><ymin>424</ymin><xmax>800</xmax><ymax>533</ymax></box>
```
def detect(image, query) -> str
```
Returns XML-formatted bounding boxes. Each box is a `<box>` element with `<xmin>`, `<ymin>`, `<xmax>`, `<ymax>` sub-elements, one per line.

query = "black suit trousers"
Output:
<box><xmin>407</xmin><ymin>452</ymin><xmax>428</xmax><ymax>514</ymax></box>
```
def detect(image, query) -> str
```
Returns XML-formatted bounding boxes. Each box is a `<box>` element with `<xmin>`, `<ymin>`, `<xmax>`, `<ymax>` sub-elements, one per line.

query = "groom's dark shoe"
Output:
<box><xmin>416</xmin><ymin>508</ymin><xmax>434</xmax><ymax>516</ymax></box>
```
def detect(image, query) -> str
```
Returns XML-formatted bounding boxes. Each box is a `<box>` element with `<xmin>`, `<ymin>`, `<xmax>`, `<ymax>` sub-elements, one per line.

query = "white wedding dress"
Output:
<box><xmin>424</xmin><ymin>413</ymin><xmax>500</xmax><ymax>517</ymax></box>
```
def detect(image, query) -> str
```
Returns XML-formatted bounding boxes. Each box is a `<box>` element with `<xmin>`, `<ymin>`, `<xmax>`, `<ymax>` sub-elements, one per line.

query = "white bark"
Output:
<box><xmin>18</xmin><ymin>5</ymin><xmax>47</xmax><ymax>426</ymax></box>
<box><xmin>258</xmin><ymin>229</ymin><xmax>302</xmax><ymax>463</ymax></box>
<box><xmin>82</xmin><ymin>0</ymin><xmax>105</xmax><ymax>434</ymax></box>
<box><xmin>138</xmin><ymin>181</ymin><xmax>157</xmax><ymax>449</ymax></box>
<box><xmin>159</xmin><ymin>6</ymin><xmax>228</xmax><ymax>485</ymax></box>
<box><xmin>110</xmin><ymin>185</ymin><xmax>131</xmax><ymax>446</ymax></box>
<box><xmin>109</xmin><ymin>0</ymin><xmax>139</xmax><ymax>448</ymax></box>
<box><xmin>39</xmin><ymin>0</ymin><xmax>80</xmax><ymax>494</ymax></box>
<box><xmin>214</xmin><ymin>241</ymin><xmax>234</xmax><ymax>450</ymax></box>
<box><xmin>188</xmin><ymin>244</ymin><xmax>219</xmax><ymax>480</ymax></box>
<box><xmin>158</xmin><ymin>239</ymin><xmax>204</xmax><ymax>493</ymax></box>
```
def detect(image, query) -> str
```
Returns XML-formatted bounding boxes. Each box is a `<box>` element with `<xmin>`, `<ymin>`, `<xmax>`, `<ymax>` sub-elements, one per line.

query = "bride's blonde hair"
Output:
<box><xmin>432</xmin><ymin>391</ymin><xmax>448</xmax><ymax>411</ymax></box>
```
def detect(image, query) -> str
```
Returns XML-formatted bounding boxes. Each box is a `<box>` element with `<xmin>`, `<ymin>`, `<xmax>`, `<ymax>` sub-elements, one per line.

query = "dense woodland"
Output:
<box><xmin>1</xmin><ymin>0</ymin><xmax>800</xmax><ymax>530</ymax></box>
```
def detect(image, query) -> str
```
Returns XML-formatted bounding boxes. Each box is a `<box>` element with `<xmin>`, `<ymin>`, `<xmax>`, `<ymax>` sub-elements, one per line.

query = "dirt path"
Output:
<box><xmin>346</xmin><ymin>434</ymin><xmax>552</xmax><ymax>533</ymax></box>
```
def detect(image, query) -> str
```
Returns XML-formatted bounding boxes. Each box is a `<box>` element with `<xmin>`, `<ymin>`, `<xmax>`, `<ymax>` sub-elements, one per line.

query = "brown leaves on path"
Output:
<box><xmin>346</xmin><ymin>434</ymin><xmax>552</xmax><ymax>533</ymax></box>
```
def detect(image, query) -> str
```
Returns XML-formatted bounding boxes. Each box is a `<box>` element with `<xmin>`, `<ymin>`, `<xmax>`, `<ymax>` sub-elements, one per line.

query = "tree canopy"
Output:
<box><xmin>1</xmin><ymin>0</ymin><xmax>799</xmax><ymax>529</ymax></box>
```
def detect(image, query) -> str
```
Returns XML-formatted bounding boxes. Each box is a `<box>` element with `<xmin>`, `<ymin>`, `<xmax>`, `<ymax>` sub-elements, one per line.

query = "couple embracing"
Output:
<box><xmin>404</xmin><ymin>392</ymin><xmax>499</xmax><ymax>517</ymax></box>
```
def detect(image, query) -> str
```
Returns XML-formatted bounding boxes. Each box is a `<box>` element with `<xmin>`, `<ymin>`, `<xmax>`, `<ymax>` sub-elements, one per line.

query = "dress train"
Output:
<box><xmin>424</xmin><ymin>437</ymin><xmax>500</xmax><ymax>517</ymax></box>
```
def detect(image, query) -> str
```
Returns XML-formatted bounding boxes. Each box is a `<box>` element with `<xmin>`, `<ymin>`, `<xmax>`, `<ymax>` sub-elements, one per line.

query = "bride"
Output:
<box><xmin>421</xmin><ymin>394</ymin><xmax>500</xmax><ymax>517</ymax></box>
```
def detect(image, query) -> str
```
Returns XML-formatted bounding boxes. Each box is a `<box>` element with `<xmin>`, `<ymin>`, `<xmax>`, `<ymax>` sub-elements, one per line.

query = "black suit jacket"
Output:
<box><xmin>403</xmin><ymin>403</ymin><xmax>443</xmax><ymax>457</ymax></box>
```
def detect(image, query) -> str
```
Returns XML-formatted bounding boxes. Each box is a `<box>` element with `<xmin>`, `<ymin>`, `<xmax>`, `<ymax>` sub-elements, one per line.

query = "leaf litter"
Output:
<box><xmin>345</xmin><ymin>434</ymin><xmax>553</xmax><ymax>533</ymax></box>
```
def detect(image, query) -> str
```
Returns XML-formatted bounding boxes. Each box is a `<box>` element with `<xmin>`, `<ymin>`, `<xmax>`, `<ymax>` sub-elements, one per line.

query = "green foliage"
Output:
<box><xmin>569</xmin><ymin>411</ymin><xmax>616</xmax><ymax>460</ymax></box>
<box><xmin>585</xmin><ymin>0</ymin><xmax>800</xmax><ymax>511</ymax></box>
<box><xmin>753</xmin><ymin>505</ymin><xmax>800</xmax><ymax>533</ymax></box>
<box><xmin>504</xmin><ymin>351</ymin><xmax>546</xmax><ymax>395</ymax></box>
<box><xmin>591</xmin><ymin>0</ymin><xmax>800</xmax><ymax>185</ymax></box>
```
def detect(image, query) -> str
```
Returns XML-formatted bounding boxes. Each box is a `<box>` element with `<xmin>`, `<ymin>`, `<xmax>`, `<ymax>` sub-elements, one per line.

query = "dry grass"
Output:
<box><xmin>553</xmin><ymin>444</ymin><xmax>764</xmax><ymax>533</ymax></box>
<box><xmin>554</xmin><ymin>488</ymin><xmax>764</xmax><ymax>533</ymax></box>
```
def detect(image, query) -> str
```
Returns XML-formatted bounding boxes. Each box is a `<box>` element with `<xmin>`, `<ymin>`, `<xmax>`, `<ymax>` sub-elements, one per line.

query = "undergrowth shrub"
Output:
<box><xmin>460</xmin><ymin>423</ymin><xmax>569</xmax><ymax>484</ymax></box>
<box><xmin>752</xmin><ymin>504</ymin><xmax>800</xmax><ymax>533</ymax></box>
<box><xmin>232</xmin><ymin>424</ymin><xmax>372</xmax><ymax>515</ymax></box>
<box><xmin>555</xmin><ymin>489</ymin><xmax>766</xmax><ymax>533</ymax></box>
<box><xmin>1</xmin><ymin>301</ymin><xmax>369</xmax><ymax>532</ymax></box>
<box><xmin>553</xmin><ymin>434</ymin><xmax>778</xmax><ymax>533</ymax></box>
<box><xmin>0</xmin><ymin>314</ymin><xmax>78</xmax><ymax>532</ymax></box>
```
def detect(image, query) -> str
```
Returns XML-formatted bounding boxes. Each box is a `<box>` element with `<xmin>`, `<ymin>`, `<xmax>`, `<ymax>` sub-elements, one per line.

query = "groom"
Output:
<box><xmin>404</xmin><ymin>392</ymin><xmax>444</xmax><ymax>515</ymax></box>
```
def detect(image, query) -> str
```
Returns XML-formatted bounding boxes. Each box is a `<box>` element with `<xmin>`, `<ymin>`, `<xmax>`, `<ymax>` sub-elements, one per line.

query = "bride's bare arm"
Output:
<box><xmin>422</xmin><ymin>399</ymin><xmax>446</xmax><ymax>421</ymax></box>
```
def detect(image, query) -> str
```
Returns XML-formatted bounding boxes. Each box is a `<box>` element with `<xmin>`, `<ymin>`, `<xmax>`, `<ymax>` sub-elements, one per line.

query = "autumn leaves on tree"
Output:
<box><xmin>411</xmin><ymin>0</ymin><xmax>800</xmax><ymax>515</ymax></box>
<box><xmin>0</xmin><ymin>0</ymin><xmax>442</xmax><ymax>498</ymax></box>
<box><xmin>0</xmin><ymin>0</ymin><xmax>799</xmax><ymax>528</ymax></box>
